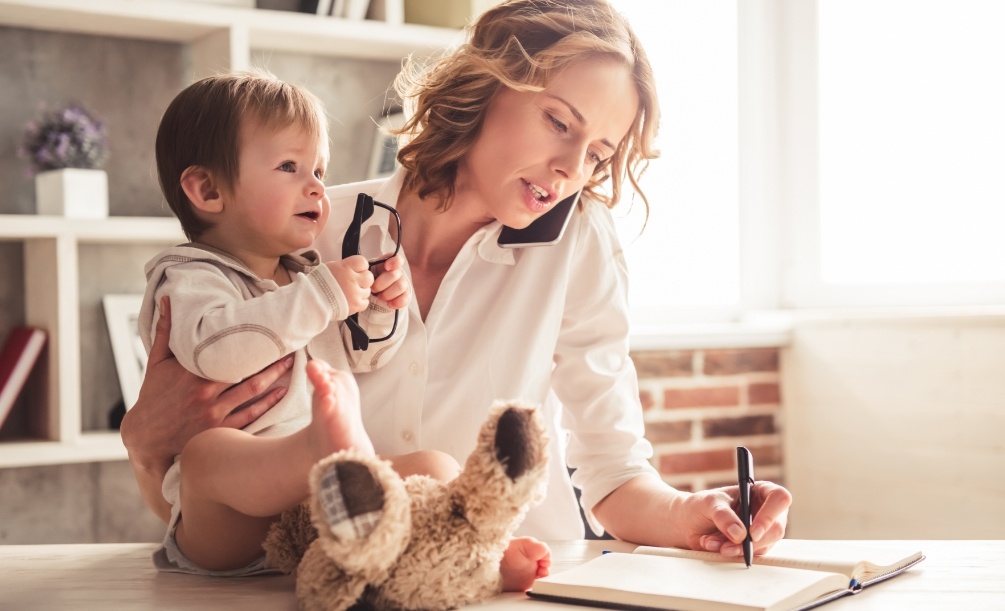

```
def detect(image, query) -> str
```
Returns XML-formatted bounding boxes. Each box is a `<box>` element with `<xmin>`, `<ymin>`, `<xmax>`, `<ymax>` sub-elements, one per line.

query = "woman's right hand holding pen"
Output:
<box><xmin>690</xmin><ymin>481</ymin><xmax>792</xmax><ymax>559</ymax></box>
<box><xmin>594</xmin><ymin>473</ymin><xmax>791</xmax><ymax>557</ymax></box>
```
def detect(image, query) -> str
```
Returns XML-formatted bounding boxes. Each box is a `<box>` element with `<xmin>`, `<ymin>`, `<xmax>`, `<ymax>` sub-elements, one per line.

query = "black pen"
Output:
<box><xmin>736</xmin><ymin>446</ymin><xmax>754</xmax><ymax>568</ymax></box>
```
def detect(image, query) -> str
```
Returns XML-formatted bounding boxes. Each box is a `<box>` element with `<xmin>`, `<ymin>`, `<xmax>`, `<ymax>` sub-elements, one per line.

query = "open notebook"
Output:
<box><xmin>528</xmin><ymin>539</ymin><xmax>924</xmax><ymax>611</ymax></box>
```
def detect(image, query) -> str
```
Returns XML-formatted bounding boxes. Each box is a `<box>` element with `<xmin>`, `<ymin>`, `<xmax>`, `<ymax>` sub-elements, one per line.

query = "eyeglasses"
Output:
<box><xmin>341</xmin><ymin>193</ymin><xmax>402</xmax><ymax>351</ymax></box>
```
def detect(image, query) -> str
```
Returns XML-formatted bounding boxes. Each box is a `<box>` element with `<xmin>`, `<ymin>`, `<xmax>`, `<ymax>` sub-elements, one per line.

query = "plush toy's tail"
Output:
<box><xmin>264</xmin><ymin>501</ymin><xmax>315</xmax><ymax>574</ymax></box>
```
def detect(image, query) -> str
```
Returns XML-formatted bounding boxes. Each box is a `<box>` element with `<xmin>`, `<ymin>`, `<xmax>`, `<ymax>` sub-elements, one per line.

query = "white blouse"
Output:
<box><xmin>317</xmin><ymin>171</ymin><xmax>657</xmax><ymax>540</ymax></box>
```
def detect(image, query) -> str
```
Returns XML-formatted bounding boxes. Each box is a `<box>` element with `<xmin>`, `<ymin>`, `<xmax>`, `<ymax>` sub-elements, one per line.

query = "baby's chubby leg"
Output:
<box><xmin>175</xmin><ymin>359</ymin><xmax>373</xmax><ymax>571</ymax></box>
<box><xmin>384</xmin><ymin>449</ymin><xmax>461</xmax><ymax>480</ymax></box>
<box><xmin>500</xmin><ymin>536</ymin><xmax>552</xmax><ymax>592</ymax></box>
<box><xmin>181</xmin><ymin>360</ymin><xmax>372</xmax><ymax>517</ymax></box>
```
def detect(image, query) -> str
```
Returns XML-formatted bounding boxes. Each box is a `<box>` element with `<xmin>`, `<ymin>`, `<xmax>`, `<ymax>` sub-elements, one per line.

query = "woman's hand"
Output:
<box><xmin>682</xmin><ymin>481</ymin><xmax>792</xmax><ymax>558</ymax></box>
<box><xmin>593</xmin><ymin>474</ymin><xmax>791</xmax><ymax>557</ymax></box>
<box><xmin>119</xmin><ymin>296</ymin><xmax>292</xmax><ymax>520</ymax></box>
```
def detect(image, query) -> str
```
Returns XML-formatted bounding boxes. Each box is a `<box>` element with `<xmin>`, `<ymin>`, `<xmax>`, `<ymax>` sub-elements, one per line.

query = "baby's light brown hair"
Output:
<box><xmin>155</xmin><ymin>72</ymin><xmax>328</xmax><ymax>240</ymax></box>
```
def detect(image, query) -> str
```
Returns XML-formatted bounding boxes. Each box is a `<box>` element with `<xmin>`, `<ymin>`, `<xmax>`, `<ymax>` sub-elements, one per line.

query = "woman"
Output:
<box><xmin>123</xmin><ymin>0</ymin><xmax>790</xmax><ymax>556</ymax></box>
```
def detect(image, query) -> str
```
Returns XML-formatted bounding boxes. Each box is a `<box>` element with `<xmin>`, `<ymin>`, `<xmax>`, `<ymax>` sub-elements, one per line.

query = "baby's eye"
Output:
<box><xmin>314</xmin><ymin>168</ymin><xmax>324</xmax><ymax>180</ymax></box>
<box><xmin>279</xmin><ymin>161</ymin><xmax>296</xmax><ymax>172</ymax></box>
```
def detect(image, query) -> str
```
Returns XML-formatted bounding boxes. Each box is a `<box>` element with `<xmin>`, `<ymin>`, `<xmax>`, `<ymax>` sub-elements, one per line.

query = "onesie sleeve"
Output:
<box><xmin>154</xmin><ymin>260</ymin><xmax>346</xmax><ymax>383</ymax></box>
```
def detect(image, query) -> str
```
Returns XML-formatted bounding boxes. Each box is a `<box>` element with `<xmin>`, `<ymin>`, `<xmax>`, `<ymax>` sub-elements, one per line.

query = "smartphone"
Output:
<box><xmin>497</xmin><ymin>191</ymin><xmax>580</xmax><ymax>248</ymax></box>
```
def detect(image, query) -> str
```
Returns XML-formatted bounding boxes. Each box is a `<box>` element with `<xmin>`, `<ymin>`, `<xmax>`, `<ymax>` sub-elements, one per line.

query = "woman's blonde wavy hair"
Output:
<box><xmin>393</xmin><ymin>0</ymin><xmax>659</xmax><ymax>217</ymax></box>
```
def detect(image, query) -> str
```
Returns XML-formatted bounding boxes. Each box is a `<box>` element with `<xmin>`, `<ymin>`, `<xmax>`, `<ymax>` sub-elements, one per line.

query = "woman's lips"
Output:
<box><xmin>523</xmin><ymin>180</ymin><xmax>553</xmax><ymax>213</ymax></box>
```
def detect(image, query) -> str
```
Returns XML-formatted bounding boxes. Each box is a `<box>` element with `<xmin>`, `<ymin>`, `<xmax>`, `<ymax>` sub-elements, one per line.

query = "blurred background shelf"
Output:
<box><xmin>0</xmin><ymin>215</ymin><xmax>183</xmax><ymax>468</ymax></box>
<box><xmin>0</xmin><ymin>0</ymin><xmax>462</xmax><ymax>68</ymax></box>
<box><xmin>0</xmin><ymin>0</ymin><xmax>462</xmax><ymax>469</ymax></box>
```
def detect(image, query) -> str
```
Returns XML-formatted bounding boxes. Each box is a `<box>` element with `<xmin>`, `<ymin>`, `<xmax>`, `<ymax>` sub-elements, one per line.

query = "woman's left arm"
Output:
<box><xmin>554</xmin><ymin>204</ymin><xmax>791</xmax><ymax>555</ymax></box>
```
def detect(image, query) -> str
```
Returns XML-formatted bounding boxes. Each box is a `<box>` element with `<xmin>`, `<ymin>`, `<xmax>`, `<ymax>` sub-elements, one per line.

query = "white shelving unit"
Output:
<box><xmin>0</xmin><ymin>0</ymin><xmax>463</xmax><ymax>76</ymax></box>
<box><xmin>0</xmin><ymin>215</ymin><xmax>184</xmax><ymax>467</ymax></box>
<box><xmin>0</xmin><ymin>0</ymin><xmax>458</xmax><ymax>468</ymax></box>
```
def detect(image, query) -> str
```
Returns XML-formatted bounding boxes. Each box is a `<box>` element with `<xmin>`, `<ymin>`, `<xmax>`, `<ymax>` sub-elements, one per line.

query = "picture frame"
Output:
<box><xmin>367</xmin><ymin>111</ymin><xmax>405</xmax><ymax>179</ymax></box>
<box><xmin>102</xmin><ymin>294</ymin><xmax>147</xmax><ymax>411</ymax></box>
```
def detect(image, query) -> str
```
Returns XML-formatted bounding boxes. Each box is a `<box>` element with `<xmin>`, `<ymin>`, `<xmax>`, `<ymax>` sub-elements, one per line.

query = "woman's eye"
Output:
<box><xmin>548</xmin><ymin>114</ymin><xmax>568</xmax><ymax>133</ymax></box>
<box><xmin>587</xmin><ymin>151</ymin><xmax>602</xmax><ymax>164</ymax></box>
<box><xmin>591</xmin><ymin>156</ymin><xmax>612</xmax><ymax>175</ymax></box>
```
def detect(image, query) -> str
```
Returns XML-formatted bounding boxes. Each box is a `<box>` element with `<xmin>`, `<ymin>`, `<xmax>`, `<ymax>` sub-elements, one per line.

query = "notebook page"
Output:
<box><xmin>635</xmin><ymin>539</ymin><xmax>923</xmax><ymax>581</ymax></box>
<box><xmin>532</xmin><ymin>552</ymin><xmax>849</xmax><ymax>611</ymax></box>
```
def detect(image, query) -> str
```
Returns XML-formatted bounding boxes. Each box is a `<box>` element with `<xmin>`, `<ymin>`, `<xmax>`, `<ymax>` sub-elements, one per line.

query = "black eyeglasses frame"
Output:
<box><xmin>341</xmin><ymin>193</ymin><xmax>402</xmax><ymax>351</ymax></box>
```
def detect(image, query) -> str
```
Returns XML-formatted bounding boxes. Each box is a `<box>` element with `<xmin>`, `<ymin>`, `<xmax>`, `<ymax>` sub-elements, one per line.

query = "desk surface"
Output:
<box><xmin>1</xmin><ymin>539</ymin><xmax>1003</xmax><ymax>610</ymax></box>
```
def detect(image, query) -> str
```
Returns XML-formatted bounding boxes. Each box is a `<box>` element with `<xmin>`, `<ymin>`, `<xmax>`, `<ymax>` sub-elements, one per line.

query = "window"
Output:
<box><xmin>611</xmin><ymin>1</ymin><xmax>1005</xmax><ymax>318</ymax></box>
<box><xmin>786</xmin><ymin>0</ymin><xmax>1005</xmax><ymax>307</ymax></box>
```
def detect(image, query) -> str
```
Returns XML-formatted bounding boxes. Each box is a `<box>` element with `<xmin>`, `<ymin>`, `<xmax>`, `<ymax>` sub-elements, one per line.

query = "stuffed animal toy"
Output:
<box><xmin>263</xmin><ymin>401</ymin><xmax>549</xmax><ymax>611</ymax></box>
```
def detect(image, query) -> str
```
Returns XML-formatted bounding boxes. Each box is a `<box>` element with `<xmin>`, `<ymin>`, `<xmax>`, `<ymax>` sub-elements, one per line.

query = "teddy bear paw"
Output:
<box><xmin>316</xmin><ymin>460</ymin><xmax>386</xmax><ymax>542</ymax></box>
<box><xmin>308</xmin><ymin>451</ymin><xmax>411</xmax><ymax>577</ymax></box>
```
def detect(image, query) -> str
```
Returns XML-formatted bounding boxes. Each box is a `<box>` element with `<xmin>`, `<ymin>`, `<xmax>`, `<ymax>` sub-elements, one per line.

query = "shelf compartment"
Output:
<box><xmin>0</xmin><ymin>432</ymin><xmax>126</xmax><ymax>468</ymax></box>
<box><xmin>0</xmin><ymin>0</ymin><xmax>462</xmax><ymax>61</ymax></box>
<box><xmin>0</xmin><ymin>215</ymin><xmax>184</xmax><ymax>468</ymax></box>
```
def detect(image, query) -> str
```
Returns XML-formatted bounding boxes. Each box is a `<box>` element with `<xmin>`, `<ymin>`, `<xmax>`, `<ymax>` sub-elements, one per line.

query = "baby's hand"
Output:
<box><xmin>326</xmin><ymin>255</ymin><xmax>373</xmax><ymax>315</ymax></box>
<box><xmin>370</xmin><ymin>253</ymin><xmax>411</xmax><ymax>310</ymax></box>
<box><xmin>500</xmin><ymin>536</ymin><xmax>552</xmax><ymax>592</ymax></box>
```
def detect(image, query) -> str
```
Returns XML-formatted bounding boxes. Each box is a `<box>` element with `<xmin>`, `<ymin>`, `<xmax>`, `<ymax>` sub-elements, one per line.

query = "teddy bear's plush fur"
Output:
<box><xmin>263</xmin><ymin>401</ymin><xmax>549</xmax><ymax>611</ymax></box>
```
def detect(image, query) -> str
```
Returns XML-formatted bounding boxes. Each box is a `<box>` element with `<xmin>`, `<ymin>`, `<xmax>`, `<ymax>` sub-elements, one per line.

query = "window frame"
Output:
<box><xmin>765</xmin><ymin>0</ymin><xmax>1005</xmax><ymax>309</ymax></box>
<box><xmin>629</xmin><ymin>0</ymin><xmax>1005</xmax><ymax>327</ymax></box>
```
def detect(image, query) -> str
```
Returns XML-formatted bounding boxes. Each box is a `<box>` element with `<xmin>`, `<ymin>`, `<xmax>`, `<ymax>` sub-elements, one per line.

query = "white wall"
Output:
<box><xmin>782</xmin><ymin>310</ymin><xmax>1005</xmax><ymax>539</ymax></box>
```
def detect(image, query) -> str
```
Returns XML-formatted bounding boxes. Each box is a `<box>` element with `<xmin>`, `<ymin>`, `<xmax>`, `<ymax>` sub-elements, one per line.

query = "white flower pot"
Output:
<box><xmin>35</xmin><ymin>168</ymin><xmax>109</xmax><ymax>219</ymax></box>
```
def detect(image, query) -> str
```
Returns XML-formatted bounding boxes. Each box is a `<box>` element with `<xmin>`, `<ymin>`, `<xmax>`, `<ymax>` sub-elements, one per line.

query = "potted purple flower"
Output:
<box><xmin>19</xmin><ymin>101</ymin><xmax>110</xmax><ymax>218</ymax></box>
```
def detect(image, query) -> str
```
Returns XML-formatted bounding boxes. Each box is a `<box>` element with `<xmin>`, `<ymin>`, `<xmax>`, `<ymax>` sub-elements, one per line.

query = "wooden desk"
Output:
<box><xmin>1</xmin><ymin>540</ymin><xmax>1003</xmax><ymax>610</ymax></box>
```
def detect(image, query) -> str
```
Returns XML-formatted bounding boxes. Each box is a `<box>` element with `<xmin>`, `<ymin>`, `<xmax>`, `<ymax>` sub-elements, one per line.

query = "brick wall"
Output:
<box><xmin>631</xmin><ymin>347</ymin><xmax>784</xmax><ymax>492</ymax></box>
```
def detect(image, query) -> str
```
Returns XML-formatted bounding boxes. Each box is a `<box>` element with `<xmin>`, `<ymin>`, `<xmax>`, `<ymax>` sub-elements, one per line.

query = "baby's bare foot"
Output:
<box><xmin>501</xmin><ymin>536</ymin><xmax>552</xmax><ymax>592</ymax></box>
<box><xmin>306</xmin><ymin>359</ymin><xmax>375</xmax><ymax>459</ymax></box>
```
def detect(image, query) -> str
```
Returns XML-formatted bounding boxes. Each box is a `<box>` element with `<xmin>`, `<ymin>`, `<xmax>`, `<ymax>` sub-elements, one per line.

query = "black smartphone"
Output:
<box><xmin>497</xmin><ymin>191</ymin><xmax>580</xmax><ymax>248</ymax></box>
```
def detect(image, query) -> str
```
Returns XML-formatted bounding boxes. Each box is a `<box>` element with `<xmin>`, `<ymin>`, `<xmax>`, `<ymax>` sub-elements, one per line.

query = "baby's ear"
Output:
<box><xmin>180</xmin><ymin>166</ymin><xmax>223</xmax><ymax>213</ymax></box>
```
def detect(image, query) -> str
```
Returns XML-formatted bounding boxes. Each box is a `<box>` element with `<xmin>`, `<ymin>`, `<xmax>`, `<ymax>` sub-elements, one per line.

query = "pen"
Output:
<box><xmin>736</xmin><ymin>446</ymin><xmax>754</xmax><ymax>568</ymax></box>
